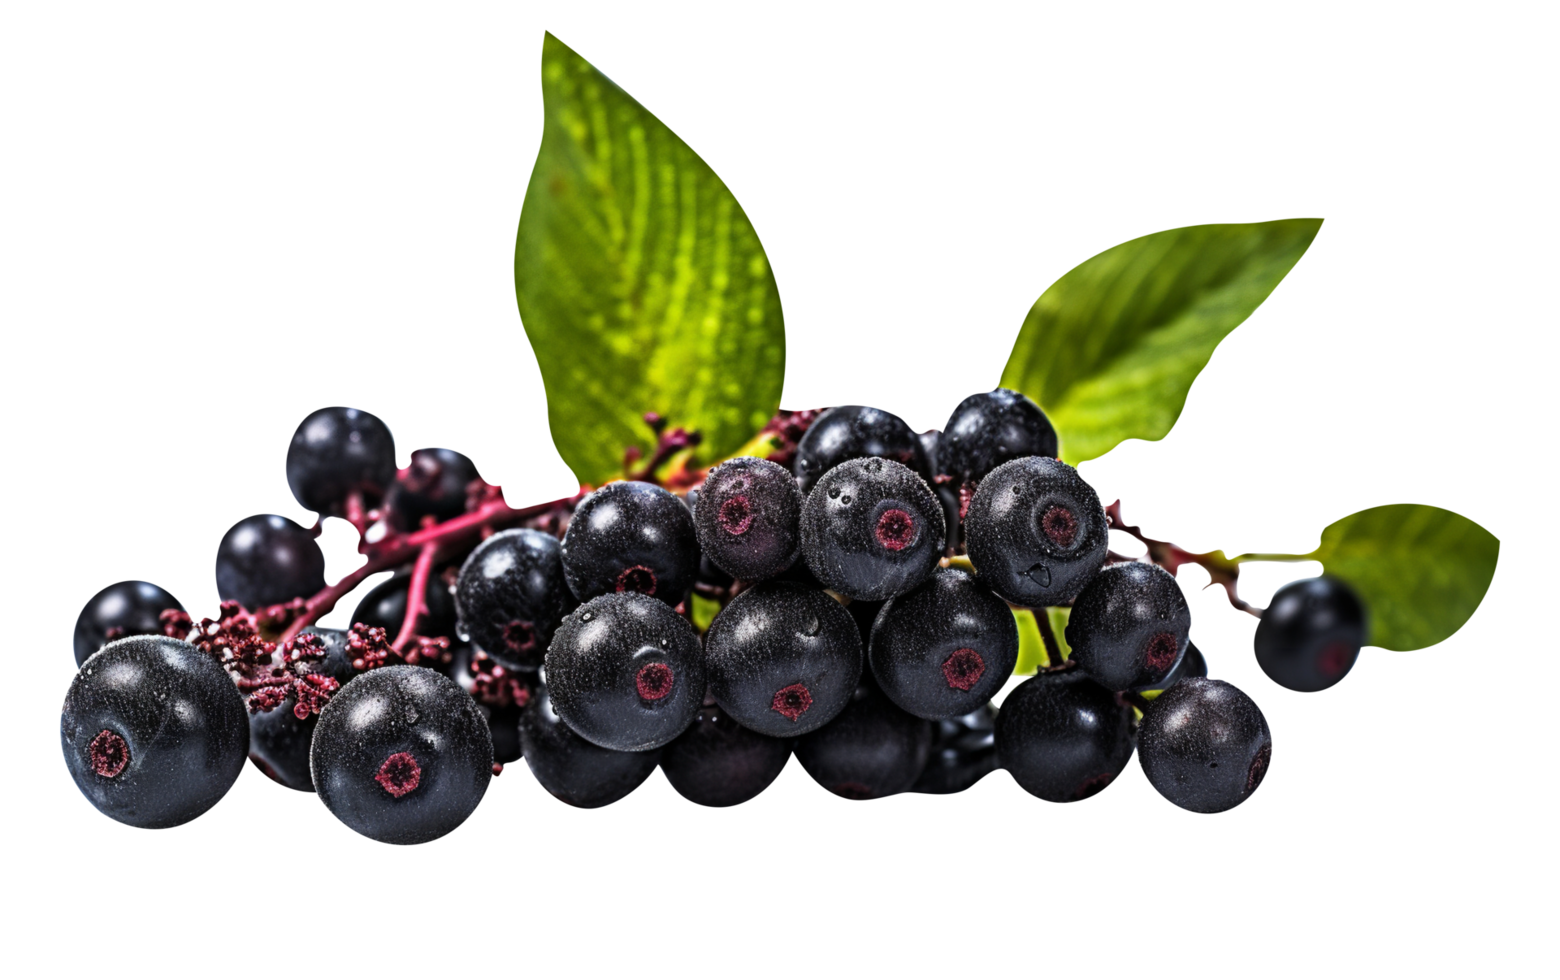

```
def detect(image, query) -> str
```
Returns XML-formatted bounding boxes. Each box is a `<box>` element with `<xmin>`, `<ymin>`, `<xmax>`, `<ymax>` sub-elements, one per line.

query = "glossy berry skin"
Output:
<box><xmin>215</xmin><ymin>514</ymin><xmax>327</xmax><ymax>610</ymax></box>
<box><xmin>661</xmin><ymin>702</ymin><xmax>792</xmax><ymax>807</ymax></box>
<box><xmin>384</xmin><ymin>448</ymin><xmax>480</xmax><ymax>531</ymax></box>
<box><xmin>286</xmin><ymin>406</ymin><xmax>397</xmax><ymax>516</ymax></box>
<box><xmin>73</xmin><ymin>580</ymin><xmax>184</xmax><ymax>667</ymax></box>
<box><xmin>560</xmin><ymin>481</ymin><xmax>700</xmax><ymax>606</ymax></box>
<box><xmin>1254</xmin><ymin>577</ymin><xmax>1367</xmax><ymax>692</ymax></box>
<box><xmin>61</xmin><ymin>636</ymin><xmax>249</xmax><ymax>828</ymax></box>
<box><xmin>704</xmin><ymin>580</ymin><xmax>863</xmax><ymax>738</ymax></box>
<box><xmin>311</xmin><ymin>666</ymin><xmax>492</xmax><ymax>845</ymax></box>
<box><xmin>869</xmin><ymin>567</ymin><xmax>1019</xmax><ymax>720</ymax></box>
<box><xmin>693</xmin><ymin>456</ymin><xmax>803</xmax><ymax>581</ymax></box>
<box><xmin>519</xmin><ymin>685</ymin><xmax>661</xmax><ymax>808</ymax></box>
<box><xmin>939</xmin><ymin>389</ymin><xmax>1058</xmax><ymax>487</ymax></box>
<box><xmin>919</xmin><ymin>429</ymin><xmax>963</xmax><ymax>549</ymax></box>
<box><xmin>793</xmin><ymin>405</ymin><xmax>930</xmax><ymax>494</ymax></box>
<box><xmin>1138</xmin><ymin>677</ymin><xmax>1272</xmax><ymax>813</ymax></box>
<box><xmin>247</xmin><ymin>627</ymin><xmax>360</xmax><ymax>792</ymax></box>
<box><xmin>995</xmin><ymin>669</ymin><xmax>1135</xmax><ymax>803</ymax></box>
<box><xmin>352</xmin><ymin>567</ymin><xmax>459</xmax><ymax>641</ymax></box>
<box><xmin>911</xmin><ymin>702</ymin><xmax>998</xmax><ymax>795</ymax></box>
<box><xmin>544</xmin><ymin>592</ymin><xmax>705</xmax><ymax>752</ymax></box>
<box><xmin>795</xmin><ymin>682</ymin><xmax>933</xmax><ymax>800</ymax></box>
<box><xmin>455</xmin><ymin>529</ymin><xmax>574</xmax><ymax>670</ymax></box>
<box><xmin>1067</xmin><ymin>562</ymin><xmax>1191</xmax><ymax>691</ymax></box>
<box><xmin>800</xmin><ymin>456</ymin><xmax>945</xmax><ymax>602</ymax></box>
<box><xmin>963</xmin><ymin>456</ymin><xmax>1108</xmax><ymax>607</ymax></box>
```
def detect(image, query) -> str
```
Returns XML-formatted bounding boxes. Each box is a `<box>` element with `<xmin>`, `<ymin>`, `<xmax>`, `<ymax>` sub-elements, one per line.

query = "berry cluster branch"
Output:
<box><xmin>390</xmin><ymin>541</ymin><xmax>440</xmax><ymax>652</ymax></box>
<box><xmin>1105</xmin><ymin>501</ymin><xmax>1262</xmax><ymax>618</ymax></box>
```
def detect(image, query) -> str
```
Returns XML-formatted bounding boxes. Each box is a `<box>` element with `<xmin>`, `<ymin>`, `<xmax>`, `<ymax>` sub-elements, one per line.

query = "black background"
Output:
<box><xmin>54</xmin><ymin>21</ymin><xmax>1503</xmax><ymax>867</ymax></box>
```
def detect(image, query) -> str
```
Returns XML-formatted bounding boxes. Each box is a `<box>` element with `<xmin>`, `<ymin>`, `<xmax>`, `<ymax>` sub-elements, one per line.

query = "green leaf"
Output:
<box><xmin>515</xmin><ymin>33</ymin><xmax>785</xmax><ymax>486</ymax></box>
<box><xmin>1001</xmin><ymin>219</ymin><xmax>1322</xmax><ymax>464</ymax></box>
<box><xmin>1239</xmin><ymin>504</ymin><xmax>1499</xmax><ymax>652</ymax></box>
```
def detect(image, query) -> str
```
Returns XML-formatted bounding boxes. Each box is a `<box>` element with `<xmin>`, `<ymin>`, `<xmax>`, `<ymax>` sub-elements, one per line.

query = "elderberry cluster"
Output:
<box><xmin>62</xmin><ymin>396</ymin><xmax>1366</xmax><ymax>844</ymax></box>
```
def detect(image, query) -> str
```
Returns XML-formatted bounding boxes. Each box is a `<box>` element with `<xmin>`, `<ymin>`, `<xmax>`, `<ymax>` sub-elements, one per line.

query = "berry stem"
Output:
<box><xmin>391</xmin><ymin>542</ymin><xmax>440</xmax><ymax>652</ymax></box>
<box><xmin>1034</xmin><ymin>610</ymin><xmax>1064</xmax><ymax>667</ymax></box>
<box><xmin>1105</xmin><ymin>501</ymin><xmax>1263</xmax><ymax>618</ymax></box>
<box><xmin>344</xmin><ymin>490</ymin><xmax>372</xmax><ymax>538</ymax></box>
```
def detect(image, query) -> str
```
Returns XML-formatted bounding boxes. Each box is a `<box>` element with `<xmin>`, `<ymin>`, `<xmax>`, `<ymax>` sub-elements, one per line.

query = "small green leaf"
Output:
<box><xmin>515</xmin><ymin>33</ymin><xmax>785</xmax><ymax>486</ymax></box>
<box><xmin>1001</xmin><ymin>219</ymin><xmax>1322</xmax><ymax>464</ymax></box>
<box><xmin>1239</xmin><ymin>504</ymin><xmax>1499</xmax><ymax>652</ymax></box>
<box><xmin>690</xmin><ymin>593</ymin><xmax>721</xmax><ymax>634</ymax></box>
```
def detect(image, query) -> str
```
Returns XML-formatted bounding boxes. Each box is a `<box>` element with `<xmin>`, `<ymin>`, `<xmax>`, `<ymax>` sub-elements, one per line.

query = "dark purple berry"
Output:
<box><xmin>285</xmin><ymin>406</ymin><xmax>397</xmax><ymax>516</ymax></box>
<box><xmin>660</xmin><ymin>702</ymin><xmax>792</xmax><ymax>807</ymax></box>
<box><xmin>919</xmin><ymin>428</ymin><xmax>963</xmax><ymax>549</ymax></box>
<box><xmin>793</xmin><ymin>405</ymin><xmax>930</xmax><ymax>494</ymax></box>
<box><xmin>215</xmin><ymin>514</ymin><xmax>327</xmax><ymax>610</ymax></box>
<box><xmin>1138</xmin><ymin>677</ymin><xmax>1272</xmax><ymax>813</ymax></box>
<box><xmin>247</xmin><ymin>627</ymin><xmax>360</xmax><ymax>792</ymax></box>
<box><xmin>352</xmin><ymin>567</ymin><xmax>459</xmax><ymax>641</ymax></box>
<box><xmin>518</xmin><ymin>685</ymin><xmax>661</xmax><ymax>808</ymax></box>
<box><xmin>869</xmin><ymin>567</ymin><xmax>1019</xmax><ymax>720</ymax></box>
<box><xmin>1066</xmin><ymin>562</ymin><xmax>1191</xmax><ymax>691</ymax></box>
<box><xmin>794</xmin><ymin>682</ymin><xmax>933</xmax><ymax>800</ymax></box>
<box><xmin>61</xmin><ymin>636</ymin><xmax>249</xmax><ymax>828</ymax></box>
<box><xmin>703</xmin><ymin>580</ymin><xmax>862</xmax><ymax>738</ymax></box>
<box><xmin>1254</xmin><ymin>577</ymin><xmax>1367</xmax><ymax>692</ymax></box>
<box><xmin>560</xmin><ymin>481</ymin><xmax>699</xmax><ymax>605</ymax></box>
<box><xmin>73</xmin><ymin>580</ymin><xmax>184</xmax><ymax>667</ymax></box>
<box><xmin>939</xmin><ymin>389</ymin><xmax>1058</xmax><ymax>488</ymax></box>
<box><xmin>693</xmin><ymin>456</ymin><xmax>802</xmax><ymax>581</ymax></box>
<box><xmin>544</xmin><ymin>592</ymin><xmax>705</xmax><ymax>752</ymax></box>
<box><xmin>454</xmin><ymin>528</ymin><xmax>574</xmax><ymax>670</ymax></box>
<box><xmin>911</xmin><ymin>702</ymin><xmax>998</xmax><ymax>795</ymax></box>
<box><xmin>995</xmin><ymin>669</ymin><xmax>1135</xmax><ymax>802</ymax></box>
<box><xmin>963</xmin><ymin>456</ymin><xmax>1108</xmax><ymax>607</ymax></box>
<box><xmin>1137</xmin><ymin>639</ymin><xmax>1208</xmax><ymax>693</ymax></box>
<box><xmin>311</xmin><ymin>666</ymin><xmax>493</xmax><ymax>844</ymax></box>
<box><xmin>800</xmin><ymin>457</ymin><xmax>945</xmax><ymax>601</ymax></box>
<box><xmin>384</xmin><ymin>448</ymin><xmax>480</xmax><ymax>531</ymax></box>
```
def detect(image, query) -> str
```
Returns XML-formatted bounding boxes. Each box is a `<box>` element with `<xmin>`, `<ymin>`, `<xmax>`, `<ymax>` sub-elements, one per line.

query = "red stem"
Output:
<box><xmin>392</xmin><ymin>542</ymin><xmax>439</xmax><ymax>652</ymax></box>
<box><xmin>1105</xmin><ymin>500</ymin><xmax>1262</xmax><ymax>618</ymax></box>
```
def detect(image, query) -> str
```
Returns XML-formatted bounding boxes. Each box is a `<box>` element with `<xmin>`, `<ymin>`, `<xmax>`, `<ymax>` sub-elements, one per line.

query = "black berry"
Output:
<box><xmin>1066</xmin><ymin>562</ymin><xmax>1190</xmax><ymax>691</ymax></box>
<box><xmin>793</xmin><ymin>405</ymin><xmax>930</xmax><ymax>494</ymax></box>
<box><xmin>1138</xmin><ymin>677</ymin><xmax>1272</xmax><ymax>813</ymax></box>
<box><xmin>1254</xmin><ymin>577</ymin><xmax>1367</xmax><ymax>692</ymax></box>
<box><xmin>704</xmin><ymin>580</ymin><xmax>863</xmax><ymax>737</ymax></box>
<box><xmin>794</xmin><ymin>682</ymin><xmax>933</xmax><ymax>800</ymax></box>
<box><xmin>963</xmin><ymin>456</ymin><xmax>1108</xmax><ymax>607</ymax></box>
<box><xmin>544</xmin><ymin>592</ymin><xmax>705</xmax><ymax>752</ymax></box>
<box><xmin>285</xmin><ymin>406</ymin><xmax>397</xmax><ymax>516</ymax></box>
<box><xmin>454</xmin><ymin>528</ymin><xmax>574</xmax><ymax>670</ymax></box>
<box><xmin>693</xmin><ymin>456</ymin><xmax>802</xmax><ymax>581</ymax></box>
<box><xmin>800</xmin><ymin>456</ymin><xmax>945</xmax><ymax>601</ymax></box>
<box><xmin>311</xmin><ymin>665</ymin><xmax>493</xmax><ymax>844</ymax></box>
<box><xmin>215</xmin><ymin>514</ymin><xmax>327</xmax><ymax>610</ymax></box>
<box><xmin>938</xmin><ymin>389</ymin><xmax>1058</xmax><ymax>488</ymax></box>
<box><xmin>73</xmin><ymin>580</ymin><xmax>184</xmax><ymax>667</ymax></box>
<box><xmin>995</xmin><ymin>669</ymin><xmax>1135</xmax><ymax>802</ymax></box>
<box><xmin>518</xmin><ymin>685</ymin><xmax>661</xmax><ymax>808</ymax></box>
<box><xmin>560</xmin><ymin>480</ymin><xmax>699</xmax><ymax>605</ymax></box>
<box><xmin>869</xmin><ymin>567</ymin><xmax>1019</xmax><ymax>720</ymax></box>
<box><xmin>660</xmin><ymin>701</ymin><xmax>792</xmax><ymax>807</ymax></box>
<box><xmin>1138</xmin><ymin>638</ymin><xmax>1208</xmax><ymax>693</ymax></box>
<box><xmin>911</xmin><ymin>702</ymin><xmax>998</xmax><ymax>795</ymax></box>
<box><xmin>352</xmin><ymin>567</ymin><xmax>459</xmax><ymax>641</ymax></box>
<box><xmin>247</xmin><ymin>627</ymin><xmax>360</xmax><ymax>792</ymax></box>
<box><xmin>384</xmin><ymin>447</ymin><xmax>480</xmax><ymax>531</ymax></box>
<box><xmin>60</xmin><ymin>636</ymin><xmax>249</xmax><ymax>828</ymax></box>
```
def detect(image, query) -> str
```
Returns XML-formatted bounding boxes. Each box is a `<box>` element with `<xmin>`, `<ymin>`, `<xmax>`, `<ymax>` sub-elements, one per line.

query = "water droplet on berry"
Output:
<box><xmin>840</xmin><ymin>494</ymin><xmax>852</xmax><ymax>505</ymax></box>
<box><xmin>581</xmin><ymin>611</ymin><xmax>594</xmax><ymax>623</ymax></box>
<box><xmin>405</xmin><ymin>706</ymin><xmax>419</xmax><ymax>725</ymax></box>
<box><xmin>801</xmin><ymin>615</ymin><xmax>820</xmax><ymax>636</ymax></box>
<box><xmin>829</xmin><ymin>487</ymin><xmax>840</xmax><ymax>499</ymax></box>
<box><xmin>1026</xmin><ymin>563</ymin><xmax>1052</xmax><ymax>587</ymax></box>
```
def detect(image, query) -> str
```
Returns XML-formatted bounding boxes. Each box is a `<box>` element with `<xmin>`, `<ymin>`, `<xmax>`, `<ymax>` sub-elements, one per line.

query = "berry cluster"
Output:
<box><xmin>62</xmin><ymin>396</ymin><xmax>1368</xmax><ymax>844</ymax></box>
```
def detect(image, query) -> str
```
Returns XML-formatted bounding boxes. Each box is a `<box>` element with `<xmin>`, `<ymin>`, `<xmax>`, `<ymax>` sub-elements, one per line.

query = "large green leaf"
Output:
<box><xmin>1001</xmin><ymin>219</ymin><xmax>1322</xmax><ymax>464</ymax></box>
<box><xmin>515</xmin><ymin>33</ymin><xmax>785</xmax><ymax>486</ymax></box>
<box><xmin>1240</xmin><ymin>504</ymin><xmax>1499</xmax><ymax>652</ymax></box>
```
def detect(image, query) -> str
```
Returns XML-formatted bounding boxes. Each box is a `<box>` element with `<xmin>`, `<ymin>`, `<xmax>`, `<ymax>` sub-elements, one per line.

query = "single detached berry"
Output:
<box><xmin>311</xmin><ymin>666</ymin><xmax>493</xmax><ymax>844</ymax></box>
<box><xmin>1254</xmin><ymin>576</ymin><xmax>1367</xmax><ymax>692</ymax></box>
<box><xmin>215</xmin><ymin>514</ymin><xmax>327</xmax><ymax>610</ymax></box>
<box><xmin>869</xmin><ymin>567</ymin><xmax>1019</xmax><ymax>720</ymax></box>
<box><xmin>247</xmin><ymin>627</ymin><xmax>360</xmax><ymax>792</ymax></box>
<box><xmin>385</xmin><ymin>447</ymin><xmax>480</xmax><ymax>531</ymax></box>
<box><xmin>285</xmin><ymin>406</ymin><xmax>397</xmax><ymax>516</ymax></box>
<box><xmin>660</xmin><ymin>701</ymin><xmax>793</xmax><ymax>807</ymax></box>
<box><xmin>693</xmin><ymin>456</ymin><xmax>803</xmax><ymax>581</ymax></box>
<box><xmin>1067</xmin><ymin>562</ymin><xmax>1190</xmax><ymax>691</ymax></box>
<box><xmin>963</xmin><ymin>456</ymin><xmax>1108</xmax><ymax>607</ymax></box>
<box><xmin>544</xmin><ymin>592</ymin><xmax>705</xmax><ymax>752</ymax></box>
<box><xmin>800</xmin><ymin>456</ymin><xmax>945</xmax><ymax>601</ymax></box>
<box><xmin>995</xmin><ymin>669</ymin><xmax>1135</xmax><ymax>803</ymax></box>
<box><xmin>794</xmin><ymin>682</ymin><xmax>933</xmax><ymax>800</ymax></box>
<box><xmin>560</xmin><ymin>480</ymin><xmax>700</xmax><ymax>605</ymax></box>
<box><xmin>450</xmin><ymin>644</ymin><xmax>534</xmax><ymax>764</ymax></box>
<box><xmin>352</xmin><ymin>567</ymin><xmax>459</xmax><ymax>641</ymax></box>
<box><xmin>793</xmin><ymin>405</ymin><xmax>930</xmax><ymax>494</ymax></box>
<box><xmin>519</xmin><ymin>685</ymin><xmax>662</xmax><ymax>808</ymax></box>
<box><xmin>938</xmin><ymin>389</ymin><xmax>1058</xmax><ymax>489</ymax></box>
<box><xmin>911</xmin><ymin>702</ymin><xmax>998</xmax><ymax>795</ymax></box>
<box><xmin>73</xmin><ymin>580</ymin><xmax>184</xmax><ymax>667</ymax></box>
<box><xmin>1138</xmin><ymin>677</ymin><xmax>1272</xmax><ymax>813</ymax></box>
<box><xmin>703</xmin><ymin>580</ymin><xmax>863</xmax><ymax>738</ymax></box>
<box><xmin>60</xmin><ymin>636</ymin><xmax>249</xmax><ymax>828</ymax></box>
<box><xmin>455</xmin><ymin>528</ymin><xmax>575</xmax><ymax>670</ymax></box>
